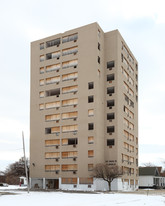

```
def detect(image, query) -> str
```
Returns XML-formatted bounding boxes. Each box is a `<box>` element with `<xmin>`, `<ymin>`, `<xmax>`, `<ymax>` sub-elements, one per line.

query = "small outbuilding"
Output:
<box><xmin>139</xmin><ymin>167</ymin><xmax>165</xmax><ymax>188</ymax></box>
<box><xmin>19</xmin><ymin>176</ymin><xmax>27</xmax><ymax>186</ymax></box>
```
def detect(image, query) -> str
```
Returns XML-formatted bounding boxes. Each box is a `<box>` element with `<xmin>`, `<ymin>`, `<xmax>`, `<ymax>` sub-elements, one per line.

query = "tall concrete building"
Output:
<box><xmin>30</xmin><ymin>22</ymin><xmax>138</xmax><ymax>191</ymax></box>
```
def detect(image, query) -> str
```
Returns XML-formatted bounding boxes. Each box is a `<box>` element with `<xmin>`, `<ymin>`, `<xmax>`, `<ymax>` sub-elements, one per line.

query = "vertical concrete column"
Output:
<box><xmin>43</xmin><ymin>178</ymin><xmax>46</xmax><ymax>189</ymax></box>
<box><xmin>29</xmin><ymin>178</ymin><xmax>32</xmax><ymax>189</ymax></box>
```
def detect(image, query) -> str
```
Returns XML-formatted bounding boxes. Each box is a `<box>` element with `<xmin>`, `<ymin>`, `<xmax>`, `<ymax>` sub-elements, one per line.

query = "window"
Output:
<box><xmin>107</xmin><ymin>139</ymin><xmax>115</xmax><ymax>146</ymax></box>
<box><xmin>62</xmin><ymin>72</ymin><xmax>78</xmax><ymax>81</ymax></box>
<box><xmin>39</xmin><ymin>104</ymin><xmax>44</xmax><ymax>110</ymax></box>
<box><xmin>46</xmin><ymin>64</ymin><xmax>60</xmax><ymax>72</ymax></box>
<box><xmin>62</xmin><ymin>125</ymin><xmax>78</xmax><ymax>133</ymax></box>
<box><xmin>136</xmin><ymin>64</ymin><xmax>138</xmax><ymax>71</ymax></box>
<box><xmin>46</xmin><ymin>76</ymin><xmax>60</xmax><ymax>84</ymax></box>
<box><xmin>45</xmin><ymin>88</ymin><xmax>60</xmax><ymax>97</ymax></box>
<box><xmin>45</xmin><ymin>127</ymin><xmax>60</xmax><ymax>134</ymax></box>
<box><xmin>40</xmin><ymin>55</ymin><xmax>44</xmax><ymax>62</ymax></box>
<box><xmin>45</xmin><ymin>139</ymin><xmax>60</xmax><ymax>146</ymax></box>
<box><xmin>129</xmin><ymin>76</ymin><xmax>134</xmax><ymax>86</ymax></box>
<box><xmin>107</xmin><ymin>126</ymin><xmax>115</xmax><ymax>133</ymax></box>
<box><xmin>107</xmin><ymin>113</ymin><xmax>115</xmax><ymax>120</ymax></box>
<box><xmin>45</xmin><ymin>114</ymin><xmax>60</xmax><ymax>121</ymax></box>
<box><xmin>88</xmin><ymin>109</ymin><xmax>94</xmax><ymax>117</ymax></box>
<box><xmin>98</xmin><ymin>42</ymin><xmax>100</xmax><ymax>50</ymax></box>
<box><xmin>46</xmin><ymin>51</ymin><xmax>60</xmax><ymax>60</ymax></box>
<box><xmin>129</xmin><ymin>100</ymin><xmax>134</xmax><ymax>108</ymax></box>
<box><xmin>39</xmin><ymin>91</ymin><xmax>44</xmax><ymax>98</ymax></box>
<box><xmin>88</xmin><ymin>123</ymin><xmax>94</xmax><ymax>130</ymax></box>
<box><xmin>123</xmin><ymin>118</ymin><xmax>129</xmax><ymax>127</ymax></box>
<box><xmin>62</xmin><ymin>151</ymin><xmax>78</xmax><ymax>159</ymax></box>
<box><xmin>40</xmin><ymin>43</ymin><xmax>44</xmax><ymax>50</ymax></box>
<box><xmin>62</xmin><ymin>59</ymin><xmax>78</xmax><ymax>69</ymax></box>
<box><xmin>129</xmin><ymin>88</ymin><xmax>134</xmax><ymax>97</ymax></box>
<box><xmin>62</xmin><ymin>164</ymin><xmax>77</xmax><ymax>171</ymax></box>
<box><xmin>136</xmin><ymin>85</ymin><xmax>138</xmax><ymax>92</ymax></box>
<box><xmin>98</xmin><ymin>56</ymin><xmax>100</xmax><ymax>64</ymax></box>
<box><xmin>62</xmin><ymin>111</ymin><xmax>78</xmax><ymax>120</ymax></box>
<box><xmin>124</xmin><ymin>82</ymin><xmax>129</xmax><ymax>93</ymax></box>
<box><xmin>88</xmin><ymin>82</ymin><xmax>94</xmax><ymax>89</ymax></box>
<box><xmin>62</xmin><ymin>178</ymin><xmax>77</xmax><ymax>184</ymax></box>
<box><xmin>46</xmin><ymin>38</ymin><xmax>60</xmax><ymax>48</ymax></box>
<box><xmin>107</xmin><ymin>100</ymin><xmax>115</xmax><ymax>108</ymax></box>
<box><xmin>88</xmin><ymin>136</ymin><xmax>94</xmax><ymax>144</ymax></box>
<box><xmin>62</xmin><ymin>138</ymin><xmax>78</xmax><ymax>146</ymax></box>
<box><xmin>88</xmin><ymin>96</ymin><xmax>94</xmax><ymax>103</ymax></box>
<box><xmin>62</xmin><ymin>98</ymin><xmax>78</xmax><ymax>107</ymax></box>
<box><xmin>45</xmin><ymin>101</ymin><xmax>60</xmax><ymax>109</ymax></box>
<box><xmin>39</xmin><ymin>79</ymin><xmax>44</xmax><ymax>86</ymax></box>
<box><xmin>98</xmin><ymin>30</ymin><xmax>101</xmax><ymax>37</ymax></box>
<box><xmin>136</xmin><ymin>74</ymin><xmax>138</xmax><ymax>81</ymax></box>
<box><xmin>45</xmin><ymin>152</ymin><xmax>60</xmax><ymax>159</ymax></box>
<box><xmin>107</xmin><ymin>61</ymin><xmax>114</xmax><ymax>69</ymax></box>
<box><xmin>124</xmin><ymin>130</ymin><xmax>129</xmax><ymax>139</ymax></box>
<box><xmin>88</xmin><ymin>164</ymin><xmax>93</xmax><ymax>171</ymax></box>
<box><xmin>129</xmin><ymin>134</ymin><xmax>134</xmax><ymax>141</ymax></box>
<box><xmin>62</xmin><ymin>85</ymin><xmax>78</xmax><ymax>94</ymax></box>
<box><xmin>45</xmin><ymin>165</ymin><xmax>60</xmax><ymax>172</ymax></box>
<box><xmin>107</xmin><ymin>87</ymin><xmax>115</xmax><ymax>95</ymax></box>
<box><xmin>62</xmin><ymin>46</ymin><xmax>78</xmax><ymax>56</ymax></box>
<box><xmin>136</xmin><ymin>95</ymin><xmax>138</xmax><ymax>102</ymax></box>
<box><xmin>40</xmin><ymin>67</ymin><xmax>44</xmax><ymax>74</ymax></box>
<box><xmin>107</xmin><ymin>74</ymin><xmax>114</xmax><ymax>82</ymax></box>
<box><xmin>62</xmin><ymin>33</ymin><xmax>78</xmax><ymax>43</ymax></box>
<box><xmin>88</xmin><ymin>150</ymin><xmax>94</xmax><ymax>157</ymax></box>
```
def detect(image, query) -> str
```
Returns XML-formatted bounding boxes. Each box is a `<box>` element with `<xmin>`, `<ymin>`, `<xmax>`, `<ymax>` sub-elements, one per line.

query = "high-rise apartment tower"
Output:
<box><xmin>30</xmin><ymin>23</ymin><xmax>138</xmax><ymax>191</ymax></box>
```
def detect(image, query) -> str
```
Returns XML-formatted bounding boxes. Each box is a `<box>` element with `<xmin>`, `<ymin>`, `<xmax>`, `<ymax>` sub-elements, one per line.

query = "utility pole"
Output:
<box><xmin>22</xmin><ymin>131</ymin><xmax>29</xmax><ymax>193</ymax></box>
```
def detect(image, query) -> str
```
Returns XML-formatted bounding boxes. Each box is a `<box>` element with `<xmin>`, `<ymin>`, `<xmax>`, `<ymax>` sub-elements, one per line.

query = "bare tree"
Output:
<box><xmin>3</xmin><ymin>157</ymin><xmax>28</xmax><ymax>185</ymax></box>
<box><xmin>142</xmin><ymin>162</ymin><xmax>155</xmax><ymax>167</ymax></box>
<box><xmin>92</xmin><ymin>163</ymin><xmax>122</xmax><ymax>191</ymax></box>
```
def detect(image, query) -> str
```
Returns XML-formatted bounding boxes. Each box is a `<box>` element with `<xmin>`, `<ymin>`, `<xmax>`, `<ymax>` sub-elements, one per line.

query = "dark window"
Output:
<box><xmin>98</xmin><ymin>56</ymin><xmax>100</xmax><ymax>64</ymax></box>
<box><xmin>107</xmin><ymin>100</ymin><xmax>115</xmax><ymax>108</ymax></box>
<box><xmin>46</xmin><ymin>38</ymin><xmax>60</xmax><ymax>48</ymax></box>
<box><xmin>107</xmin><ymin>61</ymin><xmax>115</xmax><ymax>69</ymax></box>
<box><xmin>45</xmin><ymin>88</ymin><xmax>60</xmax><ymax>97</ymax></box>
<box><xmin>107</xmin><ymin>139</ymin><xmax>115</xmax><ymax>146</ymax></box>
<box><xmin>107</xmin><ymin>126</ymin><xmax>115</xmax><ymax>133</ymax></box>
<box><xmin>121</xmin><ymin>54</ymin><xmax>123</xmax><ymax>62</ymax></box>
<box><xmin>46</xmin><ymin>53</ymin><xmax>52</xmax><ymax>60</ymax></box>
<box><xmin>136</xmin><ymin>85</ymin><xmax>138</xmax><ymax>92</ymax></box>
<box><xmin>98</xmin><ymin>43</ymin><xmax>100</xmax><ymax>50</ymax></box>
<box><xmin>136</xmin><ymin>74</ymin><xmax>138</xmax><ymax>81</ymax></box>
<box><xmin>88</xmin><ymin>96</ymin><xmax>94</xmax><ymax>103</ymax></box>
<box><xmin>107</xmin><ymin>74</ymin><xmax>115</xmax><ymax>81</ymax></box>
<box><xmin>68</xmin><ymin>138</ymin><xmax>78</xmax><ymax>145</ymax></box>
<box><xmin>107</xmin><ymin>113</ymin><xmax>115</xmax><ymax>120</ymax></box>
<box><xmin>130</xmin><ymin>100</ymin><xmax>134</xmax><ymax>108</ymax></box>
<box><xmin>136</xmin><ymin>95</ymin><xmax>138</xmax><ymax>102</ymax></box>
<box><xmin>45</xmin><ymin>128</ymin><xmax>51</xmax><ymax>134</ymax></box>
<box><xmin>88</xmin><ymin>82</ymin><xmax>94</xmax><ymax>90</ymax></box>
<box><xmin>107</xmin><ymin>87</ymin><xmax>115</xmax><ymax>95</ymax></box>
<box><xmin>88</xmin><ymin>123</ymin><xmax>94</xmax><ymax>130</ymax></box>
<box><xmin>136</xmin><ymin>64</ymin><xmax>138</xmax><ymax>71</ymax></box>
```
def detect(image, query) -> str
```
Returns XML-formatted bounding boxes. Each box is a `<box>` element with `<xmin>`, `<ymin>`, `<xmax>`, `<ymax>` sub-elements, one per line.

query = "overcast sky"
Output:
<box><xmin>0</xmin><ymin>0</ymin><xmax>165</xmax><ymax>171</ymax></box>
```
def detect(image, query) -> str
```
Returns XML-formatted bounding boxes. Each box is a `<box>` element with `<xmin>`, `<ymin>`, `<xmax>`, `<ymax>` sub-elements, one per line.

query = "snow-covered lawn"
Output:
<box><xmin>0</xmin><ymin>186</ymin><xmax>165</xmax><ymax>206</ymax></box>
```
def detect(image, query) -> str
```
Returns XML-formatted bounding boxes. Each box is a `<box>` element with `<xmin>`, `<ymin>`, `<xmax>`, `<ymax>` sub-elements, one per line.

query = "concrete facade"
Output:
<box><xmin>30</xmin><ymin>22</ymin><xmax>138</xmax><ymax>191</ymax></box>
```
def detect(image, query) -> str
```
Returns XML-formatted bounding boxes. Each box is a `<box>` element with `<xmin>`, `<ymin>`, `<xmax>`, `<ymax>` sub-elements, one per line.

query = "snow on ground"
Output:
<box><xmin>0</xmin><ymin>186</ymin><xmax>165</xmax><ymax>206</ymax></box>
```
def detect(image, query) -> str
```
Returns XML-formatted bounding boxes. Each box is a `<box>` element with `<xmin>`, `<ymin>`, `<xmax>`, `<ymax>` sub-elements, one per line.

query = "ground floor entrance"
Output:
<box><xmin>46</xmin><ymin>179</ymin><xmax>59</xmax><ymax>189</ymax></box>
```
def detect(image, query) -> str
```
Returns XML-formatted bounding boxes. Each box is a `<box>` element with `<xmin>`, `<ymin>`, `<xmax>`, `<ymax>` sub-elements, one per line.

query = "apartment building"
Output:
<box><xmin>30</xmin><ymin>22</ymin><xmax>138</xmax><ymax>191</ymax></box>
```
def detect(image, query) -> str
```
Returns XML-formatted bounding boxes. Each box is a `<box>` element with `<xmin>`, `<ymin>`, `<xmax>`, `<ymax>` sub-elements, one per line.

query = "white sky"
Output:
<box><xmin>0</xmin><ymin>0</ymin><xmax>165</xmax><ymax>171</ymax></box>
